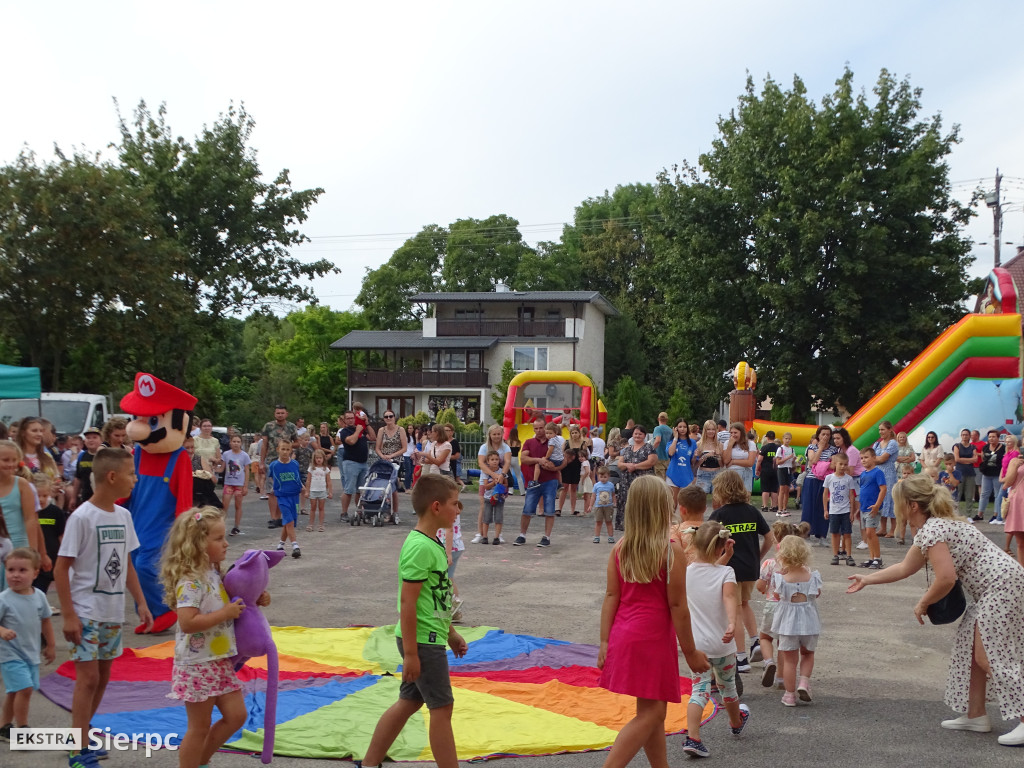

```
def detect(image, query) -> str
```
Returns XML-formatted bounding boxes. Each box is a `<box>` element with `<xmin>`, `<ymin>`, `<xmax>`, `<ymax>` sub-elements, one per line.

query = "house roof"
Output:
<box><xmin>409</xmin><ymin>291</ymin><xmax>619</xmax><ymax>316</ymax></box>
<box><xmin>330</xmin><ymin>331</ymin><xmax>501</xmax><ymax>351</ymax></box>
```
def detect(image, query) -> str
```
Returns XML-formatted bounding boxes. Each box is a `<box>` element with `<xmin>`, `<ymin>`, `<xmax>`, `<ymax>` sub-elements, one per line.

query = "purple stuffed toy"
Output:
<box><xmin>223</xmin><ymin>549</ymin><xmax>285</xmax><ymax>764</ymax></box>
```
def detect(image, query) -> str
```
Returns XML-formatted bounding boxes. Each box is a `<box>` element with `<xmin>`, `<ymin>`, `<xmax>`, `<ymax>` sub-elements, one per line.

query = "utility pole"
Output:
<box><xmin>988</xmin><ymin>168</ymin><xmax>1004</xmax><ymax>268</ymax></box>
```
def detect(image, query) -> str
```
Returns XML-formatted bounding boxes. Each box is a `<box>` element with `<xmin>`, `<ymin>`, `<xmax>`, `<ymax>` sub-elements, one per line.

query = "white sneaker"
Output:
<box><xmin>941</xmin><ymin>714</ymin><xmax>992</xmax><ymax>732</ymax></box>
<box><xmin>856</xmin><ymin>541</ymin><xmax>869</xmax><ymax>550</ymax></box>
<box><xmin>498</xmin><ymin>535</ymin><xmax>506</xmax><ymax>543</ymax></box>
<box><xmin>998</xmin><ymin>721</ymin><xmax>1024</xmax><ymax>745</ymax></box>
<box><xmin>470</xmin><ymin>533</ymin><xmax>483</xmax><ymax>544</ymax></box>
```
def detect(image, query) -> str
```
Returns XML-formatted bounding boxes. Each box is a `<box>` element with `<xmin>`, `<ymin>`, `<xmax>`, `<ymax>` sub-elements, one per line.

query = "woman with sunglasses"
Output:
<box><xmin>375</xmin><ymin>411</ymin><xmax>408</xmax><ymax>519</ymax></box>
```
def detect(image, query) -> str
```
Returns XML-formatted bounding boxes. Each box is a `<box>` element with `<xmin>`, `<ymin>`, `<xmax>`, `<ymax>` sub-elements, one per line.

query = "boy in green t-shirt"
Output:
<box><xmin>360</xmin><ymin>474</ymin><xmax>467</xmax><ymax>768</ymax></box>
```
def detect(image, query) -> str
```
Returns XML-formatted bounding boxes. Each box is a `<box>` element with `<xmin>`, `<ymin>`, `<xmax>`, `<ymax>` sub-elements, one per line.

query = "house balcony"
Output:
<box><xmin>349</xmin><ymin>369</ymin><xmax>491</xmax><ymax>389</ymax></box>
<box><xmin>436</xmin><ymin>318</ymin><xmax>565</xmax><ymax>337</ymax></box>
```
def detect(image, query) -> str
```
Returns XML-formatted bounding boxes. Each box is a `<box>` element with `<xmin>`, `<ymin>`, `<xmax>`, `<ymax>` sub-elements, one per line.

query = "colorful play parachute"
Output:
<box><xmin>42</xmin><ymin>625</ymin><xmax>715</xmax><ymax>761</ymax></box>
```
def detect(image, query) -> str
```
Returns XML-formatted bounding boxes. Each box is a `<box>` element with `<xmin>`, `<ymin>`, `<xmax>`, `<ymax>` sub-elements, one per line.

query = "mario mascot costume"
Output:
<box><xmin>120</xmin><ymin>372</ymin><xmax>197</xmax><ymax>634</ymax></box>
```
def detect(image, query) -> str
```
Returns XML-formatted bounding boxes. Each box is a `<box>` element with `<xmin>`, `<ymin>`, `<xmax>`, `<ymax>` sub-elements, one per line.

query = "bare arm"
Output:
<box><xmin>666</xmin><ymin>540</ymin><xmax>709</xmax><ymax>672</ymax></box>
<box><xmin>721</xmin><ymin>581</ymin><xmax>738</xmax><ymax>642</ymax></box>
<box><xmin>125</xmin><ymin>557</ymin><xmax>153</xmax><ymax>630</ymax></box>
<box><xmin>344</xmin><ymin>426</ymin><xmax>364</xmax><ymax>446</ymax></box>
<box><xmin>597</xmin><ymin>550</ymin><xmax>621</xmax><ymax>669</ymax></box>
<box><xmin>847</xmin><ymin>543</ymin><xmax>926</xmax><ymax>592</ymax></box>
<box><xmin>177</xmin><ymin>598</ymin><xmax>244</xmax><ymax>634</ymax></box>
<box><xmin>759</xmin><ymin>531</ymin><xmax>777</xmax><ymax>560</ymax></box>
<box><xmin>55</xmin><ymin>556</ymin><xmax>80</xmax><ymax>644</ymax></box>
<box><xmin>399</xmin><ymin>581</ymin><xmax>422</xmax><ymax>681</ymax></box>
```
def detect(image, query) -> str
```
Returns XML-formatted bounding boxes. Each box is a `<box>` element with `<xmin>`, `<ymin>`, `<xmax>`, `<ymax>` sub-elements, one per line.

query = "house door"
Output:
<box><xmin>375</xmin><ymin>397</ymin><xmax>415</xmax><ymax>418</ymax></box>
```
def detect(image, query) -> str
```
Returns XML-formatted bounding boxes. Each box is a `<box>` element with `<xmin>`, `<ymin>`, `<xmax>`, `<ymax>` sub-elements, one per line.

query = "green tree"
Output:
<box><xmin>0</xmin><ymin>149</ymin><xmax>178</xmax><ymax>389</ymax></box>
<box><xmin>114</xmin><ymin>100</ymin><xmax>334</xmax><ymax>384</ymax></box>
<box><xmin>264</xmin><ymin>306</ymin><xmax>368</xmax><ymax>416</ymax></box>
<box><xmin>489</xmin><ymin>359</ymin><xmax>517</xmax><ymax>424</ymax></box>
<box><xmin>356</xmin><ymin>225</ymin><xmax>445</xmax><ymax>329</ymax></box>
<box><xmin>656</xmin><ymin>68</ymin><xmax>974</xmax><ymax>421</ymax></box>
<box><xmin>442</xmin><ymin>215</ymin><xmax>535</xmax><ymax>290</ymax></box>
<box><xmin>606</xmin><ymin>375</ymin><xmax>658</xmax><ymax>430</ymax></box>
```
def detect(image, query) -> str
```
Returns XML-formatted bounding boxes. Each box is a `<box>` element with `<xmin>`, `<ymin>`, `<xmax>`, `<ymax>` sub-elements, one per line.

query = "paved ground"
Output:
<box><xmin>13</xmin><ymin>483</ymin><xmax>1024</xmax><ymax>767</ymax></box>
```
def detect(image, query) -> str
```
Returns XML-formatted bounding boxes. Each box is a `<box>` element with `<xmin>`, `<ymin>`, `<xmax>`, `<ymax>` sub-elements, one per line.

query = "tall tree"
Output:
<box><xmin>656</xmin><ymin>68</ymin><xmax>975</xmax><ymax>421</ymax></box>
<box><xmin>0</xmin><ymin>150</ymin><xmax>178</xmax><ymax>389</ymax></box>
<box><xmin>114</xmin><ymin>100</ymin><xmax>334</xmax><ymax>384</ymax></box>
<box><xmin>356</xmin><ymin>224</ymin><xmax>446</xmax><ymax>329</ymax></box>
<box><xmin>442</xmin><ymin>214</ymin><xmax>535</xmax><ymax>290</ymax></box>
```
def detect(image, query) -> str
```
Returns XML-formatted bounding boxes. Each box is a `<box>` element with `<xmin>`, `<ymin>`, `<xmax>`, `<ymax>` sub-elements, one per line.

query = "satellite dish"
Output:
<box><xmin>546</xmin><ymin>384</ymin><xmax>558</xmax><ymax>398</ymax></box>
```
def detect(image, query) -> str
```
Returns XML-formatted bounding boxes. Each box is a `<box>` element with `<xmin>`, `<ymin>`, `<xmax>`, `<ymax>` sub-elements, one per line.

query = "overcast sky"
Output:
<box><xmin>3</xmin><ymin>1</ymin><xmax>1021</xmax><ymax>313</ymax></box>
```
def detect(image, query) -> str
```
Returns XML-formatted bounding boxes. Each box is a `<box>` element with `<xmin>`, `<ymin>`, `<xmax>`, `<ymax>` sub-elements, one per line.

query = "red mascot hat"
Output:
<box><xmin>120</xmin><ymin>372</ymin><xmax>198</xmax><ymax>416</ymax></box>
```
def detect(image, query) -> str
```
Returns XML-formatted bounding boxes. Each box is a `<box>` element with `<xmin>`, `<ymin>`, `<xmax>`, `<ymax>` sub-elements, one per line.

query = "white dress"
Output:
<box><xmin>914</xmin><ymin>517</ymin><xmax>1024</xmax><ymax>719</ymax></box>
<box><xmin>771</xmin><ymin>571</ymin><xmax>823</xmax><ymax>637</ymax></box>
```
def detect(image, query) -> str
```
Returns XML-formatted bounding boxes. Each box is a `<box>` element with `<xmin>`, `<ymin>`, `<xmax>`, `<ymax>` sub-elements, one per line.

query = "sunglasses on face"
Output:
<box><xmin>384</xmin><ymin>414</ymin><xmax>395</xmax><ymax>419</ymax></box>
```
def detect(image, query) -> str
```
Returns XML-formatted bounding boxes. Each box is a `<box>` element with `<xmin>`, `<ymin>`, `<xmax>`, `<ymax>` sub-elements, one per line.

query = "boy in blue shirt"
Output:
<box><xmin>939</xmin><ymin>452</ymin><xmax>963</xmax><ymax>502</ymax></box>
<box><xmin>268</xmin><ymin>440</ymin><xmax>303</xmax><ymax>558</ymax></box>
<box><xmin>592</xmin><ymin>466</ymin><xmax>616</xmax><ymax>544</ymax></box>
<box><xmin>857</xmin><ymin>448</ymin><xmax>888</xmax><ymax>568</ymax></box>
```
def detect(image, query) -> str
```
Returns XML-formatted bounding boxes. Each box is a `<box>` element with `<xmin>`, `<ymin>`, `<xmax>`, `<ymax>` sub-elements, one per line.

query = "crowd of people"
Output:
<box><xmin>3</xmin><ymin>405</ymin><xmax>1024</xmax><ymax>766</ymax></box>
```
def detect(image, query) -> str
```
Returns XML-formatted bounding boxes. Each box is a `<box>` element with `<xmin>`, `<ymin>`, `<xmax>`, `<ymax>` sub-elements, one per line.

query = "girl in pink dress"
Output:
<box><xmin>597</xmin><ymin>475</ymin><xmax>709</xmax><ymax>768</ymax></box>
<box><xmin>1002</xmin><ymin>455</ymin><xmax>1024</xmax><ymax>567</ymax></box>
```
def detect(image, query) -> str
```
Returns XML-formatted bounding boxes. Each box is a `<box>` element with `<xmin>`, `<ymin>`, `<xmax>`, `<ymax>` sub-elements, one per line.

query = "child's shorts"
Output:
<box><xmin>863</xmin><ymin>511</ymin><xmax>880</xmax><ymax>529</ymax></box>
<box><xmin>68</xmin><ymin>619</ymin><xmax>122</xmax><ymax>662</ymax></box>
<box><xmin>278</xmin><ymin>494</ymin><xmax>299</xmax><ymax>525</ymax></box>
<box><xmin>395</xmin><ymin>637</ymin><xmax>454</xmax><ymax>709</ymax></box>
<box><xmin>690</xmin><ymin>654</ymin><xmax>738</xmax><ymax>708</ymax></box>
<box><xmin>1</xmin><ymin>659</ymin><xmax>40</xmax><ymax>693</ymax></box>
<box><xmin>308</xmin><ymin>489</ymin><xmax>328</xmax><ymax>500</ymax></box>
<box><xmin>777</xmin><ymin>468</ymin><xmax>791</xmax><ymax>487</ymax></box>
<box><xmin>758</xmin><ymin>601</ymin><xmax>778</xmax><ymax>637</ymax></box>
<box><xmin>482</xmin><ymin>502</ymin><xmax>504</xmax><ymax>525</ymax></box>
<box><xmin>168</xmin><ymin>657</ymin><xmax>242</xmax><ymax>703</ymax></box>
<box><xmin>223</xmin><ymin>485</ymin><xmax>245</xmax><ymax>498</ymax></box>
<box><xmin>828</xmin><ymin>513</ymin><xmax>852</xmax><ymax>535</ymax></box>
<box><xmin>593</xmin><ymin>506</ymin><xmax>614</xmax><ymax>523</ymax></box>
<box><xmin>776</xmin><ymin>633</ymin><xmax>818</xmax><ymax>653</ymax></box>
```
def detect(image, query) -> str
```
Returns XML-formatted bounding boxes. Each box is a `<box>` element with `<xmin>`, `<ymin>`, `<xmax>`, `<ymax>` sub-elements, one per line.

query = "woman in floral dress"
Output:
<box><xmin>848</xmin><ymin>474</ymin><xmax>1024</xmax><ymax>746</ymax></box>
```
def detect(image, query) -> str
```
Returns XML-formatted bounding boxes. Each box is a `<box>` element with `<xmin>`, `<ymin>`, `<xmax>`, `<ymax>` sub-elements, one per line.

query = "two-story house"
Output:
<box><xmin>331</xmin><ymin>288</ymin><xmax>618</xmax><ymax>423</ymax></box>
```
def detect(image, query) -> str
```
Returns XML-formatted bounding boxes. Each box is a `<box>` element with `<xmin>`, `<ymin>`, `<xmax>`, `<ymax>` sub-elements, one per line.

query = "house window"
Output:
<box><xmin>428</xmin><ymin>350</ymin><xmax>468</xmax><ymax>370</ymax></box>
<box><xmin>468</xmin><ymin>351</ymin><xmax>483</xmax><ymax>369</ymax></box>
<box><xmin>513</xmin><ymin>346</ymin><xmax>548</xmax><ymax>372</ymax></box>
<box><xmin>455</xmin><ymin>309</ymin><xmax>483</xmax><ymax>320</ymax></box>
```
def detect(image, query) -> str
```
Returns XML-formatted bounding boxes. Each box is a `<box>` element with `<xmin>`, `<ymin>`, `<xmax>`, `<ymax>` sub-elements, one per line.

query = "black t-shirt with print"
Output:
<box><xmin>708</xmin><ymin>502</ymin><xmax>771</xmax><ymax>582</ymax></box>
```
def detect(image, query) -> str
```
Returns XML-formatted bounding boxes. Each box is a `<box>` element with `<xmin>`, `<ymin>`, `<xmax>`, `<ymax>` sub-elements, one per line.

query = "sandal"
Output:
<box><xmin>897</xmin><ymin>539</ymin><xmax>906</xmax><ymax>545</ymax></box>
<box><xmin>306</xmin><ymin>525</ymin><xmax>314</xmax><ymax>532</ymax></box>
<box><xmin>318</xmin><ymin>526</ymin><xmax>325</xmax><ymax>532</ymax></box>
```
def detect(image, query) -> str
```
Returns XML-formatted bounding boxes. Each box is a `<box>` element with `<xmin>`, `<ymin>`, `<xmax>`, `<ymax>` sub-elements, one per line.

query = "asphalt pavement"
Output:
<box><xmin>14</xmin><ymin>483</ymin><xmax>1024</xmax><ymax>767</ymax></box>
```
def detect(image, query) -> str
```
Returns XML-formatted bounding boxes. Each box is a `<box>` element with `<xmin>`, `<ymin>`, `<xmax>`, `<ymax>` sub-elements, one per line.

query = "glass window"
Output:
<box><xmin>468</xmin><ymin>351</ymin><xmax>483</xmax><ymax>369</ymax></box>
<box><xmin>513</xmin><ymin>347</ymin><xmax>549</xmax><ymax>372</ymax></box>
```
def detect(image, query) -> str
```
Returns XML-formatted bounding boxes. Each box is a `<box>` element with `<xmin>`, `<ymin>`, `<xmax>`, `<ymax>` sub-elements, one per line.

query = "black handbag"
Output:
<box><xmin>925</xmin><ymin>563</ymin><xmax>966</xmax><ymax>625</ymax></box>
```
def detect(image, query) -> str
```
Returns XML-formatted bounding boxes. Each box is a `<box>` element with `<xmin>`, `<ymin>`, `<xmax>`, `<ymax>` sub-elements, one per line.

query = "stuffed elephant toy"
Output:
<box><xmin>223</xmin><ymin>549</ymin><xmax>285</xmax><ymax>764</ymax></box>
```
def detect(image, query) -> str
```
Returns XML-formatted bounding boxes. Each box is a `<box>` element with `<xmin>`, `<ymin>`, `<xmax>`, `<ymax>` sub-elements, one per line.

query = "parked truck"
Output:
<box><xmin>0</xmin><ymin>393</ymin><xmax>111</xmax><ymax>437</ymax></box>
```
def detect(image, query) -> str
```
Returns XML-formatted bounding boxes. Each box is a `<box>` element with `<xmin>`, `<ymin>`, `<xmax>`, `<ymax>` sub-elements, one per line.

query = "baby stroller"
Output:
<box><xmin>354</xmin><ymin>460</ymin><xmax>400</xmax><ymax>527</ymax></box>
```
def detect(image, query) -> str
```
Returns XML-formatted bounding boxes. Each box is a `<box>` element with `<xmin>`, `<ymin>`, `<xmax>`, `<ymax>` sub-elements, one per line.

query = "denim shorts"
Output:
<box><xmin>523</xmin><ymin>479</ymin><xmax>558</xmax><ymax>516</ymax></box>
<box><xmin>828</xmin><ymin>513</ymin><xmax>852</xmax><ymax>535</ymax></box>
<box><xmin>342</xmin><ymin>460</ymin><xmax>369</xmax><ymax>495</ymax></box>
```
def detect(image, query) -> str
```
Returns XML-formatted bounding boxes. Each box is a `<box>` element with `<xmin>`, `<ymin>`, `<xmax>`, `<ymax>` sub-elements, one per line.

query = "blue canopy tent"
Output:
<box><xmin>0</xmin><ymin>364</ymin><xmax>42</xmax><ymax>399</ymax></box>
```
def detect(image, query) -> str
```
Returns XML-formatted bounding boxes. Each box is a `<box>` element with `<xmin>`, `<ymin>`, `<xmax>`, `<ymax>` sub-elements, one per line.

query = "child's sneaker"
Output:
<box><xmin>537</xmin><ymin>536</ymin><xmax>551</xmax><ymax>548</ymax></box>
<box><xmin>797</xmin><ymin>677</ymin><xmax>812</xmax><ymax>702</ymax></box>
<box><xmin>480</xmin><ymin>537</ymin><xmax>489</xmax><ymax>545</ymax></box>
<box><xmin>682</xmin><ymin>737</ymin><xmax>709</xmax><ymax>758</ymax></box>
<box><xmin>830</xmin><ymin>554</ymin><xmax>840</xmax><ymax>565</ymax></box>
<box><xmin>749</xmin><ymin>638</ymin><xmax>762</xmax><ymax>663</ymax></box>
<box><xmin>276</xmin><ymin>541</ymin><xmax>284</xmax><ymax>551</ymax></box>
<box><xmin>736</xmin><ymin>654</ymin><xmax>751</xmax><ymax>673</ymax></box>
<box><xmin>593</xmin><ymin>536</ymin><xmax>601</xmax><ymax>543</ymax></box>
<box><xmin>856</xmin><ymin>540</ymin><xmax>869</xmax><ymax>549</ymax></box>
<box><xmin>513</xmin><ymin>535</ymin><xmax>527</xmax><ymax>546</ymax></box>
<box><xmin>493</xmin><ymin>537</ymin><xmax>502</xmax><ymax>545</ymax></box>
<box><xmin>68</xmin><ymin>752</ymin><xmax>101</xmax><ymax>768</ymax></box>
<box><xmin>470</xmin><ymin>533</ymin><xmax>483</xmax><ymax>544</ymax></box>
<box><xmin>868</xmin><ymin>559</ymin><xmax>883</xmax><ymax>569</ymax></box>
<box><xmin>781</xmin><ymin>691</ymin><xmax>797</xmax><ymax>707</ymax></box>
<box><xmin>230</xmin><ymin>526</ymin><xmax>241</xmax><ymax>536</ymax></box>
<box><xmin>80</xmin><ymin>746</ymin><xmax>109</xmax><ymax>761</ymax></box>
<box><xmin>292</xmin><ymin>543</ymin><xmax>301</xmax><ymax>558</ymax></box>
<box><xmin>761</xmin><ymin>660</ymin><xmax>776</xmax><ymax>687</ymax></box>
<box><xmin>846</xmin><ymin>555</ymin><xmax>856</xmax><ymax>566</ymax></box>
<box><xmin>0</xmin><ymin>723</ymin><xmax>11</xmax><ymax>742</ymax></box>
<box><xmin>608</xmin><ymin>536</ymin><xmax>615</xmax><ymax>544</ymax></box>
<box><xmin>730</xmin><ymin>704</ymin><xmax>750</xmax><ymax>737</ymax></box>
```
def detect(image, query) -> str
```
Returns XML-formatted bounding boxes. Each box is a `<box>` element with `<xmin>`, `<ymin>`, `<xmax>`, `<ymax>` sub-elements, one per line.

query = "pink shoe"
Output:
<box><xmin>797</xmin><ymin>677</ymin><xmax>812</xmax><ymax>702</ymax></box>
<box><xmin>781</xmin><ymin>691</ymin><xmax>797</xmax><ymax>707</ymax></box>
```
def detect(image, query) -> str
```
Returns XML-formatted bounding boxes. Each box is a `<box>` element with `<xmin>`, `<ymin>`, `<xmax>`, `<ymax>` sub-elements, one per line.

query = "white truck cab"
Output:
<box><xmin>0</xmin><ymin>393</ymin><xmax>111</xmax><ymax>437</ymax></box>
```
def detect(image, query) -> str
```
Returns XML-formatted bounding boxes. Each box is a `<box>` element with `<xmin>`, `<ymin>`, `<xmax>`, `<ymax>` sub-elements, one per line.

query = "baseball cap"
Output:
<box><xmin>84</xmin><ymin>426</ymin><xmax>102</xmax><ymax>435</ymax></box>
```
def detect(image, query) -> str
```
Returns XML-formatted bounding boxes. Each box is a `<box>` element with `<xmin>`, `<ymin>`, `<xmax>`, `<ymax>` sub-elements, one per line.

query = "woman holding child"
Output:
<box><xmin>801</xmin><ymin>426</ymin><xmax>836</xmax><ymax>544</ymax></box>
<box><xmin>872</xmin><ymin>422</ymin><xmax>899</xmax><ymax>537</ymax></box>
<box><xmin>848</xmin><ymin>474</ymin><xmax>1024</xmax><ymax>746</ymax></box>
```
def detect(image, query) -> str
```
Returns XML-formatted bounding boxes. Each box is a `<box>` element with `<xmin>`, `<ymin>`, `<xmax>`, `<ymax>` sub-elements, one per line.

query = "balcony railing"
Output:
<box><xmin>349</xmin><ymin>369</ymin><xmax>491</xmax><ymax>389</ymax></box>
<box><xmin>436</xmin><ymin>318</ymin><xmax>565</xmax><ymax>337</ymax></box>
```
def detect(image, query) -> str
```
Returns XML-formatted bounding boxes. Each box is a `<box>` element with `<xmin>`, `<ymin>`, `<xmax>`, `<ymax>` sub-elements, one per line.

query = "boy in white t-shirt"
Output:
<box><xmin>55</xmin><ymin>448</ymin><xmax>152</xmax><ymax>766</ymax></box>
<box><xmin>774</xmin><ymin>432</ymin><xmax>795</xmax><ymax>516</ymax></box>
<box><xmin>824</xmin><ymin>454</ymin><xmax>859</xmax><ymax>566</ymax></box>
<box><xmin>222</xmin><ymin>434</ymin><xmax>252</xmax><ymax>536</ymax></box>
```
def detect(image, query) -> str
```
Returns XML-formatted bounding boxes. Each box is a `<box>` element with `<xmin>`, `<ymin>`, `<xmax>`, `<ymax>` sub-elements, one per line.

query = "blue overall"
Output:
<box><xmin>129</xmin><ymin>446</ymin><xmax>184</xmax><ymax>618</ymax></box>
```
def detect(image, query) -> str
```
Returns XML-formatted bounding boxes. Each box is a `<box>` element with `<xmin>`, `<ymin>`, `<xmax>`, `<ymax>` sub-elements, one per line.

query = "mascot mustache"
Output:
<box><xmin>136</xmin><ymin>427</ymin><xmax>168</xmax><ymax>446</ymax></box>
